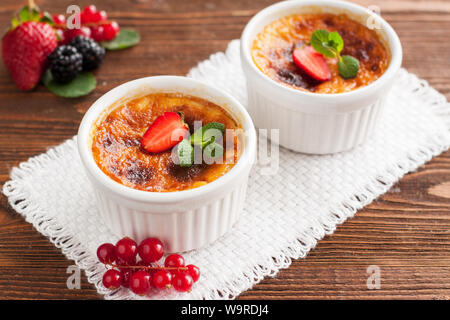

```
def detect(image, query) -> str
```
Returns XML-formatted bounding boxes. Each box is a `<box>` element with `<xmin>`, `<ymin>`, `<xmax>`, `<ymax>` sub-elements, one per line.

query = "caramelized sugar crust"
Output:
<box><xmin>251</xmin><ymin>13</ymin><xmax>389</xmax><ymax>93</ymax></box>
<box><xmin>92</xmin><ymin>93</ymin><xmax>241</xmax><ymax>192</ymax></box>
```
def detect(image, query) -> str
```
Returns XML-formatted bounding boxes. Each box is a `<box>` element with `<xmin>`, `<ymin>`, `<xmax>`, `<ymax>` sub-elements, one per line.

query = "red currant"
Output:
<box><xmin>77</xmin><ymin>26</ymin><xmax>92</xmax><ymax>38</ymax></box>
<box><xmin>138</xmin><ymin>238</ymin><xmax>164</xmax><ymax>263</ymax></box>
<box><xmin>129</xmin><ymin>270</ymin><xmax>152</xmax><ymax>295</ymax></box>
<box><xmin>120</xmin><ymin>268</ymin><xmax>133</xmax><ymax>288</ymax></box>
<box><xmin>90</xmin><ymin>26</ymin><xmax>105</xmax><ymax>41</ymax></box>
<box><xmin>99</xmin><ymin>10</ymin><xmax>108</xmax><ymax>21</ymax></box>
<box><xmin>84</xmin><ymin>5</ymin><xmax>98</xmax><ymax>15</ymax></box>
<box><xmin>164</xmin><ymin>254</ymin><xmax>185</xmax><ymax>268</ymax></box>
<box><xmin>153</xmin><ymin>270</ymin><xmax>172</xmax><ymax>289</ymax></box>
<box><xmin>62</xmin><ymin>29</ymin><xmax>74</xmax><ymax>43</ymax></box>
<box><xmin>103</xmin><ymin>21</ymin><xmax>120</xmax><ymax>41</ymax></box>
<box><xmin>91</xmin><ymin>10</ymin><xmax>108</xmax><ymax>23</ymax></box>
<box><xmin>115</xmin><ymin>237</ymin><xmax>138</xmax><ymax>264</ymax></box>
<box><xmin>172</xmin><ymin>273</ymin><xmax>193</xmax><ymax>292</ymax></box>
<box><xmin>52</xmin><ymin>14</ymin><xmax>66</xmax><ymax>26</ymax></box>
<box><xmin>96</xmin><ymin>243</ymin><xmax>116</xmax><ymax>264</ymax></box>
<box><xmin>81</xmin><ymin>5</ymin><xmax>98</xmax><ymax>24</ymax></box>
<box><xmin>64</xmin><ymin>26</ymin><xmax>91</xmax><ymax>43</ymax></box>
<box><xmin>102</xmin><ymin>269</ymin><xmax>122</xmax><ymax>289</ymax></box>
<box><xmin>186</xmin><ymin>264</ymin><xmax>200</xmax><ymax>282</ymax></box>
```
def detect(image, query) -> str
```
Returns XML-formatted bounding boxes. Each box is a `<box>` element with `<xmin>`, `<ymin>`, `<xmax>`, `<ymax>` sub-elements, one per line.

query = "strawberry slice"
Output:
<box><xmin>292</xmin><ymin>45</ymin><xmax>331</xmax><ymax>82</ymax></box>
<box><xmin>141</xmin><ymin>112</ymin><xmax>189</xmax><ymax>153</ymax></box>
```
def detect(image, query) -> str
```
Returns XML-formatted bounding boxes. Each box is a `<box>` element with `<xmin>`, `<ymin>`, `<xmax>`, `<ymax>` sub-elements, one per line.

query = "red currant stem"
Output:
<box><xmin>53</xmin><ymin>21</ymin><xmax>115</xmax><ymax>30</ymax></box>
<box><xmin>105</xmin><ymin>262</ymin><xmax>188</xmax><ymax>272</ymax></box>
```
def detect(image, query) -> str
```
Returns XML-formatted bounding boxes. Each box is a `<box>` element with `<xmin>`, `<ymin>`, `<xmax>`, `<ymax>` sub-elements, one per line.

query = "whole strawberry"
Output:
<box><xmin>2</xmin><ymin>3</ymin><xmax>57</xmax><ymax>91</ymax></box>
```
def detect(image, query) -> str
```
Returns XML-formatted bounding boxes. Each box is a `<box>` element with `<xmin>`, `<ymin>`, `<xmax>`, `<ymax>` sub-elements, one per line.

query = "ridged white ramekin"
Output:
<box><xmin>78</xmin><ymin>76</ymin><xmax>256</xmax><ymax>253</ymax></box>
<box><xmin>240</xmin><ymin>0</ymin><xmax>402</xmax><ymax>154</ymax></box>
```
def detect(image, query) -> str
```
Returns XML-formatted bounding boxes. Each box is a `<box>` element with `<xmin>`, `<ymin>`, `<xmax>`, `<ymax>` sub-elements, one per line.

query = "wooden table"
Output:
<box><xmin>0</xmin><ymin>0</ymin><xmax>449</xmax><ymax>299</ymax></box>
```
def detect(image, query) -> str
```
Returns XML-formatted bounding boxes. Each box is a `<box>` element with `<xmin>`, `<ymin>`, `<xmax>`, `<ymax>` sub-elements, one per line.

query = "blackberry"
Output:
<box><xmin>48</xmin><ymin>45</ymin><xmax>83</xmax><ymax>83</ymax></box>
<box><xmin>70</xmin><ymin>36</ymin><xmax>105</xmax><ymax>71</ymax></box>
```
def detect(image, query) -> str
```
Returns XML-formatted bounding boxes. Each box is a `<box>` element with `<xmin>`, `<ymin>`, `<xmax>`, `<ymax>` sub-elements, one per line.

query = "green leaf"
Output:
<box><xmin>19</xmin><ymin>6</ymin><xmax>31</xmax><ymax>22</ymax></box>
<box><xmin>191</xmin><ymin>122</ymin><xmax>225</xmax><ymax>147</ymax></box>
<box><xmin>311</xmin><ymin>29</ymin><xmax>329</xmax><ymax>43</ymax></box>
<box><xmin>200</xmin><ymin>136</ymin><xmax>215</xmax><ymax>149</ymax></box>
<box><xmin>338</xmin><ymin>55</ymin><xmax>360</xmax><ymax>79</ymax></box>
<box><xmin>177</xmin><ymin>138</ymin><xmax>194</xmax><ymax>167</ymax></box>
<box><xmin>42</xmin><ymin>70</ymin><xmax>96</xmax><ymax>98</ymax></box>
<box><xmin>101</xmin><ymin>29</ymin><xmax>140</xmax><ymax>50</ymax></box>
<box><xmin>203</xmin><ymin>122</ymin><xmax>225</xmax><ymax>143</ymax></box>
<box><xmin>17</xmin><ymin>5</ymin><xmax>40</xmax><ymax>22</ymax></box>
<box><xmin>30</xmin><ymin>8</ymin><xmax>41</xmax><ymax>21</ymax></box>
<box><xmin>11</xmin><ymin>17</ymin><xmax>20</xmax><ymax>28</ymax></box>
<box><xmin>310</xmin><ymin>29</ymin><xmax>336</xmax><ymax>58</ymax></box>
<box><xmin>328</xmin><ymin>31</ymin><xmax>343</xmax><ymax>53</ymax></box>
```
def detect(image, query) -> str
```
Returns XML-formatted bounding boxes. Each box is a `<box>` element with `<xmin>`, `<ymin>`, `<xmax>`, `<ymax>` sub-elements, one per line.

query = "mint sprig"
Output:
<box><xmin>177</xmin><ymin>122</ymin><xmax>225</xmax><ymax>167</ymax></box>
<box><xmin>310</xmin><ymin>29</ymin><xmax>359</xmax><ymax>79</ymax></box>
<box><xmin>190</xmin><ymin>122</ymin><xmax>225</xmax><ymax>147</ymax></box>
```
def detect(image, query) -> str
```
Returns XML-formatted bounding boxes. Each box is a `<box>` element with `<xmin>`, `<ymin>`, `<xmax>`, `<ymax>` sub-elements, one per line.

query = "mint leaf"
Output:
<box><xmin>310</xmin><ymin>29</ymin><xmax>336</xmax><ymax>58</ymax></box>
<box><xmin>328</xmin><ymin>31</ymin><xmax>343</xmax><ymax>53</ymax></box>
<box><xmin>101</xmin><ymin>29</ymin><xmax>140</xmax><ymax>50</ymax></box>
<box><xmin>338</xmin><ymin>55</ymin><xmax>360</xmax><ymax>79</ymax></box>
<box><xmin>311</xmin><ymin>29</ymin><xmax>329</xmax><ymax>43</ymax></box>
<box><xmin>177</xmin><ymin>138</ymin><xmax>194</xmax><ymax>167</ymax></box>
<box><xmin>177</xmin><ymin>121</ymin><xmax>225</xmax><ymax>167</ymax></box>
<box><xmin>191</xmin><ymin>122</ymin><xmax>225</xmax><ymax>147</ymax></box>
<box><xmin>42</xmin><ymin>70</ymin><xmax>96</xmax><ymax>98</ymax></box>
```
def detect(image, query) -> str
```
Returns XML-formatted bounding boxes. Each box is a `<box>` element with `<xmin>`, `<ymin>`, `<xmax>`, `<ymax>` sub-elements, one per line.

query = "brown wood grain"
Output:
<box><xmin>0</xmin><ymin>0</ymin><xmax>449</xmax><ymax>300</ymax></box>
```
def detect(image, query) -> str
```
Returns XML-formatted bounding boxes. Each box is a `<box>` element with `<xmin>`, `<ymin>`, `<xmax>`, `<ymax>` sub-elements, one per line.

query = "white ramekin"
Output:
<box><xmin>240</xmin><ymin>0</ymin><xmax>402</xmax><ymax>154</ymax></box>
<box><xmin>77</xmin><ymin>76</ymin><xmax>256</xmax><ymax>253</ymax></box>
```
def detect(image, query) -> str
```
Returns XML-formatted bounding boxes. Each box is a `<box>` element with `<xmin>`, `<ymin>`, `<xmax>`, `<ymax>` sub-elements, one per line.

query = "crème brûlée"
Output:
<box><xmin>91</xmin><ymin>93</ymin><xmax>242</xmax><ymax>192</ymax></box>
<box><xmin>251</xmin><ymin>13</ymin><xmax>390</xmax><ymax>93</ymax></box>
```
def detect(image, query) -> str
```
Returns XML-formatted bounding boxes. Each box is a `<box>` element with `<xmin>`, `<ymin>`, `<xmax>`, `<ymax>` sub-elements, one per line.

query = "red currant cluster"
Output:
<box><xmin>53</xmin><ymin>5</ymin><xmax>120</xmax><ymax>45</ymax></box>
<box><xmin>97</xmin><ymin>237</ymin><xmax>200</xmax><ymax>295</ymax></box>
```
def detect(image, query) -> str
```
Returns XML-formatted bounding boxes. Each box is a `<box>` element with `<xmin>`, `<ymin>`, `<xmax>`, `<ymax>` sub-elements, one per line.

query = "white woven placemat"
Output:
<box><xmin>3</xmin><ymin>40</ymin><xmax>450</xmax><ymax>300</ymax></box>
